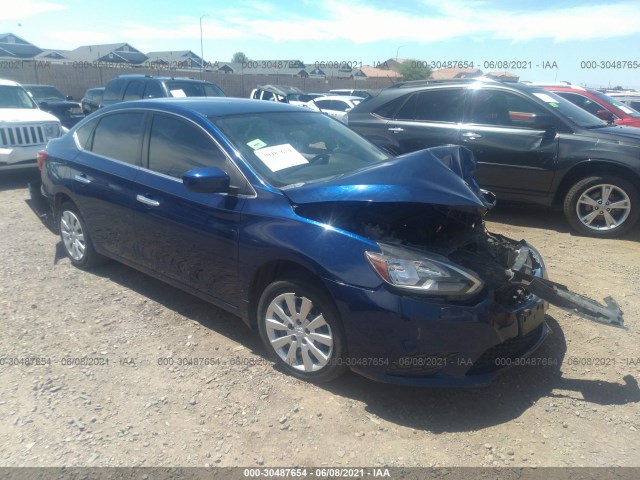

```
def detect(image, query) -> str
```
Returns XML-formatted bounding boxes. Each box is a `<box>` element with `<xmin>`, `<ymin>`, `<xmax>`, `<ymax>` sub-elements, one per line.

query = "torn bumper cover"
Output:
<box><xmin>508</xmin><ymin>246</ymin><xmax>624</xmax><ymax>328</ymax></box>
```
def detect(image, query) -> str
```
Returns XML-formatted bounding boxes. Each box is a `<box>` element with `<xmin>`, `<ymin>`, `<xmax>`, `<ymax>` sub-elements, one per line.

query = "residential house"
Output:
<box><xmin>145</xmin><ymin>50</ymin><xmax>205</xmax><ymax>70</ymax></box>
<box><xmin>67</xmin><ymin>43</ymin><xmax>148</xmax><ymax>65</ymax></box>
<box><xmin>0</xmin><ymin>33</ymin><xmax>42</xmax><ymax>59</ymax></box>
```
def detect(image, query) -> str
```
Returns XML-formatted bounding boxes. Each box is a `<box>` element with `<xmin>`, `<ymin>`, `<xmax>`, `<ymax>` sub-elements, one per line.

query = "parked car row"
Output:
<box><xmin>22</xmin><ymin>84</ymin><xmax>85</xmax><ymax>128</ymax></box>
<box><xmin>6</xmin><ymin>75</ymin><xmax>640</xmax><ymax>238</ymax></box>
<box><xmin>35</xmin><ymin>97</ymin><xmax>623</xmax><ymax>388</ymax></box>
<box><xmin>0</xmin><ymin>79</ymin><xmax>64</xmax><ymax>170</ymax></box>
<box><xmin>344</xmin><ymin>78</ymin><xmax>640</xmax><ymax>238</ymax></box>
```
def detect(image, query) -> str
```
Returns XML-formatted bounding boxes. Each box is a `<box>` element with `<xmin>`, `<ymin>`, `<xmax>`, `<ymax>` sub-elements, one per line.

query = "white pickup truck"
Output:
<box><xmin>0</xmin><ymin>79</ymin><xmax>63</xmax><ymax>169</ymax></box>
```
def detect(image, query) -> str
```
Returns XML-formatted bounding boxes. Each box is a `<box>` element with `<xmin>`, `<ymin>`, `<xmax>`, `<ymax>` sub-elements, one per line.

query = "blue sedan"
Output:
<box><xmin>39</xmin><ymin>98</ymin><xmax>559</xmax><ymax>386</ymax></box>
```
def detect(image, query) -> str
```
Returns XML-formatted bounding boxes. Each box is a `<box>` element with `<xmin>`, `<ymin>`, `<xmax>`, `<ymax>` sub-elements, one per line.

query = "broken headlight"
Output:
<box><xmin>365</xmin><ymin>243</ymin><xmax>484</xmax><ymax>297</ymax></box>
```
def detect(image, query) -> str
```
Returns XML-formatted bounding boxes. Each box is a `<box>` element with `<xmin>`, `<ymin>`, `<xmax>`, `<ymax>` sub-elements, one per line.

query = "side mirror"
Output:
<box><xmin>66</xmin><ymin>95</ymin><xmax>74</xmax><ymax>101</ymax></box>
<box><xmin>183</xmin><ymin>167</ymin><xmax>230</xmax><ymax>193</ymax></box>
<box><xmin>596</xmin><ymin>109</ymin><xmax>616</xmax><ymax>124</ymax></box>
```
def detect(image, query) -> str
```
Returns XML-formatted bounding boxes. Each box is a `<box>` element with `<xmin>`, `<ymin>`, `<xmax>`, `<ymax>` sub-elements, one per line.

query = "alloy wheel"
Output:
<box><xmin>576</xmin><ymin>183</ymin><xmax>631</xmax><ymax>231</ymax></box>
<box><xmin>60</xmin><ymin>210</ymin><xmax>86</xmax><ymax>261</ymax></box>
<box><xmin>264</xmin><ymin>292</ymin><xmax>334</xmax><ymax>373</ymax></box>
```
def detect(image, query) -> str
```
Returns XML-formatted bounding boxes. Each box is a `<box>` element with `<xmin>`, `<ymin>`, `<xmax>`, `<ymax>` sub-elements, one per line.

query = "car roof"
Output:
<box><xmin>22</xmin><ymin>84</ymin><xmax>57</xmax><ymax>88</ymax></box>
<box><xmin>113</xmin><ymin>74</ymin><xmax>214</xmax><ymax>83</ymax></box>
<box><xmin>0</xmin><ymin>79</ymin><xmax>21</xmax><ymax>87</ymax></box>
<box><xmin>103</xmin><ymin>97</ymin><xmax>308</xmax><ymax>117</ymax></box>
<box><xmin>312</xmin><ymin>95</ymin><xmax>363</xmax><ymax>101</ymax></box>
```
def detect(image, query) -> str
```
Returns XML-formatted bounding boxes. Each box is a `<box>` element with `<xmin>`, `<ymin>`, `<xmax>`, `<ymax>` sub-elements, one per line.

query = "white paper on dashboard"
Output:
<box><xmin>533</xmin><ymin>93</ymin><xmax>559</xmax><ymax>104</ymax></box>
<box><xmin>170</xmin><ymin>89</ymin><xmax>186</xmax><ymax>97</ymax></box>
<box><xmin>253</xmin><ymin>144</ymin><xmax>309</xmax><ymax>172</ymax></box>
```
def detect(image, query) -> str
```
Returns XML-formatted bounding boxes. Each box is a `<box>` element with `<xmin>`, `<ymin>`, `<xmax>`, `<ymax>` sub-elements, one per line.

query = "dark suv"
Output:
<box><xmin>100</xmin><ymin>75</ymin><xmax>225</xmax><ymax>107</ymax></box>
<box><xmin>23</xmin><ymin>84</ymin><xmax>85</xmax><ymax>128</ymax></box>
<box><xmin>345</xmin><ymin>79</ymin><xmax>640</xmax><ymax>238</ymax></box>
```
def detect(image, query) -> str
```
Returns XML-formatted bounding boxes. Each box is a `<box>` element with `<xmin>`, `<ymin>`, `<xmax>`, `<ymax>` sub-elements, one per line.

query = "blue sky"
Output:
<box><xmin>3</xmin><ymin>0</ymin><xmax>640</xmax><ymax>88</ymax></box>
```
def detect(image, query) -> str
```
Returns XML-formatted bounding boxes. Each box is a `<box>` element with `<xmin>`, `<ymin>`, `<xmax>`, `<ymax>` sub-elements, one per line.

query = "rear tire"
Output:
<box><xmin>563</xmin><ymin>175</ymin><xmax>639</xmax><ymax>238</ymax></box>
<box><xmin>58</xmin><ymin>201</ymin><xmax>105</xmax><ymax>269</ymax></box>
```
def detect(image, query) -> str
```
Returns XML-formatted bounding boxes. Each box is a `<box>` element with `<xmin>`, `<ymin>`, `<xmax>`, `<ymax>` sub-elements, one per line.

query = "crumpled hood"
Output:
<box><xmin>282</xmin><ymin>146</ymin><xmax>493</xmax><ymax>212</ymax></box>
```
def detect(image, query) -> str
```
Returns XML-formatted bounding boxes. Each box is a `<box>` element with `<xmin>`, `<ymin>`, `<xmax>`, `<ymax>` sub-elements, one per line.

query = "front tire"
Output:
<box><xmin>257</xmin><ymin>277</ymin><xmax>347</xmax><ymax>383</ymax></box>
<box><xmin>58</xmin><ymin>201</ymin><xmax>104</xmax><ymax>269</ymax></box>
<box><xmin>563</xmin><ymin>175</ymin><xmax>639</xmax><ymax>238</ymax></box>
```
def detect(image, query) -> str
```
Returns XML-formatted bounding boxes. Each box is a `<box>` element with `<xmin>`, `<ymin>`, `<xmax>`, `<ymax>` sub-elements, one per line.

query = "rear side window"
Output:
<box><xmin>123</xmin><ymin>80</ymin><xmax>145</xmax><ymax>101</ymax></box>
<box><xmin>90</xmin><ymin>113</ymin><xmax>144</xmax><ymax>165</ymax></box>
<box><xmin>374</xmin><ymin>95</ymin><xmax>408</xmax><ymax>119</ymax></box>
<box><xmin>466</xmin><ymin>90</ymin><xmax>548</xmax><ymax>128</ymax></box>
<box><xmin>143</xmin><ymin>81</ymin><xmax>164</xmax><ymax>99</ymax></box>
<box><xmin>102</xmin><ymin>79</ymin><xmax>127</xmax><ymax>102</ymax></box>
<box><xmin>396</xmin><ymin>89</ymin><xmax>462</xmax><ymax>122</ymax></box>
<box><xmin>74</xmin><ymin>117</ymin><xmax>99</xmax><ymax>149</ymax></box>
<box><xmin>164</xmin><ymin>81</ymin><xmax>225</xmax><ymax>97</ymax></box>
<box><xmin>148</xmin><ymin>114</ymin><xmax>227</xmax><ymax>178</ymax></box>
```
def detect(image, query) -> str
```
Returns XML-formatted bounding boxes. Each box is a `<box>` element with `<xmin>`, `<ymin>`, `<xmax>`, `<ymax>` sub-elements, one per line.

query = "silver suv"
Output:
<box><xmin>0</xmin><ymin>79</ymin><xmax>63</xmax><ymax>169</ymax></box>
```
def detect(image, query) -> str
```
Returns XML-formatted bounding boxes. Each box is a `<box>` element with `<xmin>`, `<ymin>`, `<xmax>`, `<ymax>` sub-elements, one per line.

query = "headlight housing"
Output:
<box><xmin>43</xmin><ymin>122</ymin><xmax>61</xmax><ymax>140</ymax></box>
<box><xmin>365</xmin><ymin>243</ymin><xmax>484</xmax><ymax>297</ymax></box>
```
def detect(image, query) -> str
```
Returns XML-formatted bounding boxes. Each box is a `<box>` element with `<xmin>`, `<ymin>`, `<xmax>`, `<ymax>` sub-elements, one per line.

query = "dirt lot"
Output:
<box><xmin>1</xmin><ymin>170</ymin><xmax>639</xmax><ymax>469</ymax></box>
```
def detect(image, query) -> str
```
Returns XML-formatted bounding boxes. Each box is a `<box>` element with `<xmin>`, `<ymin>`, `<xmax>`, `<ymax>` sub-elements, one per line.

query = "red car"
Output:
<box><xmin>534</xmin><ymin>83</ymin><xmax>640</xmax><ymax>128</ymax></box>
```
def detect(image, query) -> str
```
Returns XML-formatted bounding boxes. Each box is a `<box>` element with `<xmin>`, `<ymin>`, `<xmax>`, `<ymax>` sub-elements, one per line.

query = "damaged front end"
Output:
<box><xmin>288</xmin><ymin>145</ymin><xmax>624</xmax><ymax>334</ymax></box>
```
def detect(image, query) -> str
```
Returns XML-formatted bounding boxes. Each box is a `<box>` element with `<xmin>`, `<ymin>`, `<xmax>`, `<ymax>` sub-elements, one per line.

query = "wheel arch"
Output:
<box><xmin>553</xmin><ymin>160</ymin><xmax>640</xmax><ymax>207</ymax></box>
<box><xmin>51</xmin><ymin>192</ymin><xmax>75</xmax><ymax>231</ymax></box>
<box><xmin>246</xmin><ymin>259</ymin><xmax>334</xmax><ymax>329</ymax></box>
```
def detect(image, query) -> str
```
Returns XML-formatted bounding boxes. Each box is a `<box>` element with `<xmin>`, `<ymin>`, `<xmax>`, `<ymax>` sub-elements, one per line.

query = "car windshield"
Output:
<box><xmin>26</xmin><ymin>85</ymin><xmax>66</xmax><ymax>102</ymax></box>
<box><xmin>166</xmin><ymin>81</ymin><xmax>225</xmax><ymax>98</ymax></box>
<box><xmin>528</xmin><ymin>88</ymin><xmax>608</xmax><ymax>128</ymax></box>
<box><xmin>0</xmin><ymin>85</ymin><xmax>38</xmax><ymax>109</ymax></box>
<box><xmin>592</xmin><ymin>90</ymin><xmax>640</xmax><ymax>118</ymax></box>
<box><xmin>213</xmin><ymin>111</ymin><xmax>389</xmax><ymax>187</ymax></box>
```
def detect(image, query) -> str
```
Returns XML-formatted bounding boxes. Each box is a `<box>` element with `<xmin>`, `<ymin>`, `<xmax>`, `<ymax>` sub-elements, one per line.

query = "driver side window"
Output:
<box><xmin>467</xmin><ymin>90</ymin><xmax>547</xmax><ymax>128</ymax></box>
<box><xmin>147</xmin><ymin>114</ymin><xmax>247</xmax><ymax>191</ymax></box>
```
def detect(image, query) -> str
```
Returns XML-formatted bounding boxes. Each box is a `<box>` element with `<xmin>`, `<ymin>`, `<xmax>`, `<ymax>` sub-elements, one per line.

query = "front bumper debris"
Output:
<box><xmin>508</xmin><ymin>245</ymin><xmax>625</xmax><ymax>328</ymax></box>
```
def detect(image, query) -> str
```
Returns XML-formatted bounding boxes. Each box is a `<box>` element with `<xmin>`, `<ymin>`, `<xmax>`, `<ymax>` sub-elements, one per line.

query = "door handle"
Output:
<box><xmin>388</xmin><ymin>127</ymin><xmax>404</xmax><ymax>133</ymax></box>
<box><xmin>73</xmin><ymin>174</ymin><xmax>91</xmax><ymax>184</ymax></box>
<box><xmin>136</xmin><ymin>194</ymin><xmax>160</xmax><ymax>207</ymax></box>
<box><xmin>462</xmin><ymin>132</ymin><xmax>482</xmax><ymax>139</ymax></box>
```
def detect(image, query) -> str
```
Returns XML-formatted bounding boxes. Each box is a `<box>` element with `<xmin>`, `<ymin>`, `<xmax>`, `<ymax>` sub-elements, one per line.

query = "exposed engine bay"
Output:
<box><xmin>295</xmin><ymin>200</ymin><xmax>624</xmax><ymax>327</ymax></box>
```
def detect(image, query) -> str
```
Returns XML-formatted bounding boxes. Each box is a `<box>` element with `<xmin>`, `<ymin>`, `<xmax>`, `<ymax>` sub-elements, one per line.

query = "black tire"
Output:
<box><xmin>563</xmin><ymin>175</ymin><xmax>639</xmax><ymax>238</ymax></box>
<box><xmin>58</xmin><ymin>201</ymin><xmax>105</xmax><ymax>269</ymax></box>
<box><xmin>257</xmin><ymin>277</ymin><xmax>347</xmax><ymax>383</ymax></box>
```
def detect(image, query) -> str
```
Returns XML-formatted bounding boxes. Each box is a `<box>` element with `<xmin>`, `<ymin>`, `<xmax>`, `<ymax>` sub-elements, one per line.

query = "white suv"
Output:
<box><xmin>0</xmin><ymin>79</ymin><xmax>62</xmax><ymax>169</ymax></box>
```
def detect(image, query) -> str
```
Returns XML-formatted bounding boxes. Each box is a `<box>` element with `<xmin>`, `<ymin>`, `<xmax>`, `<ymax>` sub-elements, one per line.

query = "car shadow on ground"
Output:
<box><xmin>323</xmin><ymin>315</ymin><xmax>640</xmax><ymax>433</ymax></box>
<box><xmin>486</xmin><ymin>204</ymin><xmax>640</xmax><ymax>241</ymax></box>
<box><xmin>52</xmin><ymin>250</ymin><xmax>640</xmax><ymax>434</ymax></box>
<box><xmin>0</xmin><ymin>170</ymin><xmax>40</xmax><ymax>192</ymax></box>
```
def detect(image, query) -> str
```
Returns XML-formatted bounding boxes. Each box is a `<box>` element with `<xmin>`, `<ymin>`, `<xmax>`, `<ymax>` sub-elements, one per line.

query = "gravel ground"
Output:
<box><xmin>0</xmin><ymin>170</ymin><xmax>639</xmax><ymax>469</ymax></box>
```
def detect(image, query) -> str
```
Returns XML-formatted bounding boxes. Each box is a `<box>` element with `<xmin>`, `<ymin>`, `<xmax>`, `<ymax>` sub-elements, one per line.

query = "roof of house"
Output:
<box><xmin>146</xmin><ymin>50</ymin><xmax>204</xmax><ymax>67</ymax></box>
<box><xmin>354</xmin><ymin>65</ymin><xmax>400</xmax><ymax>79</ymax></box>
<box><xmin>429</xmin><ymin>67</ymin><xmax>484</xmax><ymax>80</ymax></box>
<box><xmin>217</xmin><ymin>62</ymin><xmax>310</xmax><ymax>76</ymax></box>
<box><xmin>0</xmin><ymin>33</ymin><xmax>42</xmax><ymax>58</ymax></box>
<box><xmin>67</xmin><ymin>43</ymin><xmax>148</xmax><ymax>64</ymax></box>
<box><xmin>34</xmin><ymin>49</ymin><xmax>71</xmax><ymax>60</ymax></box>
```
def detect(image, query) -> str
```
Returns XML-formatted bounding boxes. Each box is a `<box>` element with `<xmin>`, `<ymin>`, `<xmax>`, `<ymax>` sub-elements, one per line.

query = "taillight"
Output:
<box><xmin>37</xmin><ymin>150</ymin><xmax>48</xmax><ymax>171</ymax></box>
